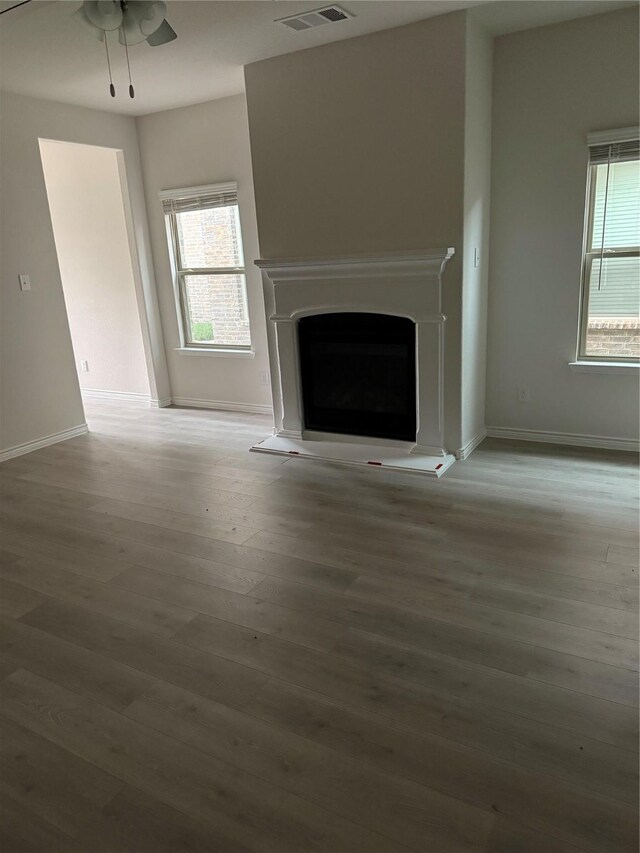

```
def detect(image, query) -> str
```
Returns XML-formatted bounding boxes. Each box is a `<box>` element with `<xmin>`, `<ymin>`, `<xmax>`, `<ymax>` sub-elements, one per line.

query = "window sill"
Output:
<box><xmin>174</xmin><ymin>347</ymin><xmax>255</xmax><ymax>359</ymax></box>
<box><xmin>568</xmin><ymin>361</ymin><xmax>639</xmax><ymax>375</ymax></box>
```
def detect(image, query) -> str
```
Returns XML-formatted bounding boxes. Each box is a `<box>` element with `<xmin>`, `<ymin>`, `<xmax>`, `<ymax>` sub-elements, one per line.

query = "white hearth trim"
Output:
<box><xmin>254</xmin><ymin>249</ymin><xmax>455</xmax><ymax>474</ymax></box>
<box><xmin>253</xmin><ymin>435</ymin><xmax>455</xmax><ymax>478</ymax></box>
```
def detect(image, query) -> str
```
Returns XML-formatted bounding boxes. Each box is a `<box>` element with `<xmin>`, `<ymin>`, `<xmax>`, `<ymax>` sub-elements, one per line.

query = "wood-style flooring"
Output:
<box><xmin>0</xmin><ymin>399</ymin><xmax>638</xmax><ymax>852</ymax></box>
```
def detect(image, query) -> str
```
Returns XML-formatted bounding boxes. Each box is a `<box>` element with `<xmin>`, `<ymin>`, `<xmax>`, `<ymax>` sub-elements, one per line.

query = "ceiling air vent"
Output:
<box><xmin>277</xmin><ymin>5</ymin><xmax>353</xmax><ymax>31</ymax></box>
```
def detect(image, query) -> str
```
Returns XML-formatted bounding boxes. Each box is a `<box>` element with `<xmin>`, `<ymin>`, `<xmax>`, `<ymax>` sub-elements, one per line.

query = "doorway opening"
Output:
<box><xmin>39</xmin><ymin>139</ymin><xmax>154</xmax><ymax>424</ymax></box>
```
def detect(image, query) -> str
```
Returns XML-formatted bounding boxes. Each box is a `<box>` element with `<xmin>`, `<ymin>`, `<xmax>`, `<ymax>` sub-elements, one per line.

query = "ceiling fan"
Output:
<box><xmin>74</xmin><ymin>0</ymin><xmax>177</xmax><ymax>99</ymax></box>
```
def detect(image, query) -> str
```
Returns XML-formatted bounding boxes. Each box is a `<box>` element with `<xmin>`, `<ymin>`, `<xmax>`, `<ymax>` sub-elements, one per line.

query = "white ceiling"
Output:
<box><xmin>0</xmin><ymin>0</ymin><xmax>634</xmax><ymax>116</ymax></box>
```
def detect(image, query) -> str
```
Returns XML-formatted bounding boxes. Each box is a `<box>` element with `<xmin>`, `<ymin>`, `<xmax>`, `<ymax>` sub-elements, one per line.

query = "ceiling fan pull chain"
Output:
<box><xmin>122</xmin><ymin>19</ymin><xmax>135</xmax><ymax>98</ymax></box>
<box><xmin>104</xmin><ymin>32</ymin><xmax>115</xmax><ymax>97</ymax></box>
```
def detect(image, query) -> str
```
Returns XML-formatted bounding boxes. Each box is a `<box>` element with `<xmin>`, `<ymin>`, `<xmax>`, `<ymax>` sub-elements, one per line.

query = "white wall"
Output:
<box><xmin>487</xmin><ymin>8</ymin><xmax>639</xmax><ymax>444</ymax></box>
<box><xmin>40</xmin><ymin>140</ymin><xmax>150</xmax><ymax>398</ymax></box>
<box><xmin>0</xmin><ymin>92</ymin><xmax>170</xmax><ymax>455</ymax></box>
<box><xmin>460</xmin><ymin>16</ymin><xmax>493</xmax><ymax>453</ymax></box>
<box><xmin>136</xmin><ymin>94</ymin><xmax>271</xmax><ymax>412</ymax></box>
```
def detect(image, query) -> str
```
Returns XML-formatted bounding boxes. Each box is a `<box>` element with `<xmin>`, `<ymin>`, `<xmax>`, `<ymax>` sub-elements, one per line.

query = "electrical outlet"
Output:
<box><xmin>18</xmin><ymin>274</ymin><xmax>31</xmax><ymax>291</ymax></box>
<box><xmin>259</xmin><ymin>371</ymin><xmax>270</xmax><ymax>387</ymax></box>
<box><xmin>517</xmin><ymin>386</ymin><xmax>530</xmax><ymax>402</ymax></box>
<box><xmin>80</xmin><ymin>360</ymin><xmax>89</xmax><ymax>373</ymax></box>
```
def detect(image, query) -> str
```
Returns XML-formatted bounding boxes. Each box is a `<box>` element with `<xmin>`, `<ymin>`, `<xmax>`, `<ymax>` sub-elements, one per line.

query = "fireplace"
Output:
<box><xmin>299</xmin><ymin>313</ymin><xmax>416</xmax><ymax>442</ymax></box>
<box><xmin>252</xmin><ymin>249</ymin><xmax>456</xmax><ymax>477</ymax></box>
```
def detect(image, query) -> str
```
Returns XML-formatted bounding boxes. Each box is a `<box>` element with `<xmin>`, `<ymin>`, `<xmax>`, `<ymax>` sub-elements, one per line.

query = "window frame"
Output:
<box><xmin>577</xmin><ymin>130</ymin><xmax>640</xmax><ymax>364</ymax></box>
<box><xmin>160</xmin><ymin>182</ymin><xmax>252</xmax><ymax>353</ymax></box>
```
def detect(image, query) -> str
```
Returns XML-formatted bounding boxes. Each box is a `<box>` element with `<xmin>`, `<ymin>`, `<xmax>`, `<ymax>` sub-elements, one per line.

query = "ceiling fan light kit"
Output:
<box><xmin>86</xmin><ymin>0</ymin><xmax>123</xmax><ymax>30</ymax></box>
<box><xmin>74</xmin><ymin>0</ymin><xmax>177</xmax><ymax>99</ymax></box>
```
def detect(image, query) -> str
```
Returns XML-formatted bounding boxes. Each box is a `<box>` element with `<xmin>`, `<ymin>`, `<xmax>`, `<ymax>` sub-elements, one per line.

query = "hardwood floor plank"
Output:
<box><xmin>244</xmin><ymin>576</ymin><xmax>638</xmax><ymax>705</ymax></box>
<box><xmin>244</xmin><ymin>530</ymin><xmax>639</xmax><ymax>610</ymax></box>
<box><xmin>0</xmin><ymin>578</ymin><xmax>47</xmax><ymax>619</ymax></box>
<box><xmin>2</xmin><ymin>491</ymin><xmax>259</xmax><ymax>547</ymax></box>
<box><xmin>87</xmin><ymin>496</ymin><xmax>284</xmax><ymax>542</ymax></box>
<box><xmin>14</xmin><ymin>453</ymin><xmax>272</xmax><ymax>499</ymax></box>
<box><xmin>607</xmin><ymin>544</ymin><xmax>640</xmax><ymax>568</ymax></box>
<box><xmin>1</xmin><ymin>615</ymin><xmax>156</xmax><ymax>711</ymax></box>
<box><xmin>171</xmin><ymin>612</ymin><xmax>638</xmax><ymax>751</ymax></box>
<box><xmin>0</xmin><ymin>549</ymin><xmax>21</xmax><ymax>568</ymax></box>
<box><xmin>7</xmin><ymin>459</ymin><xmax>260</xmax><ymax>509</ymax></box>
<box><xmin>0</xmin><ymin>509</ymin><xmax>357</xmax><ymax>593</ymax></box>
<box><xmin>306</xmin><ymin>515</ymin><xmax>611</xmax><ymax>562</ymax></box>
<box><xmin>255</xmin><ymin>490</ymin><xmax>639</xmax><ymax>586</ymax></box>
<box><xmin>73</xmin><ymin>785</ymin><xmax>254</xmax><ymax>853</ymax></box>
<box><xmin>109</xmin><ymin>564</ymin><xmax>351</xmax><ymax>652</ymax></box>
<box><xmin>0</xmin><ymin>790</ymin><xmax>87</xmax><ymax>853</ymax></box>
<box><xmin>445</xmin><ymin>504</ymin><xmax>639</xmax><ymax>549</ymax></box>
<box><xmin>0</xmin><ymin>715</ymin><xmax>123</xmax><ymax>837</ymax></box>
<box><xmin>89</xmin><ymin>493</ymin><xmax>312</xmax><ymax>537</ymax></box>
<box><xmin>0</xmin><ymin>502</ymin><xmax>356</xmax><ymax>588</ymax></box>
<box><xmin>0</xmin><ymin>524</ymin><xmax>139</xmax><ymax>582</ymax></box>
<box><xmin>1</xmin><ymin>474</ymin><xmax>101</xmax><ymax>511</ymax></box>
<box><xmin>19</xmin><ymin>598</ymin><xmax>272</xmax><ymax>711</ymax></box>
<box><xmin>0</xmin><ymin>519</ymin><xmax>266</xmax><ymax>594</ymax></box>
<box><xmin>1</xmin><ymin>556</ymin><xmax>197</xmax><ymax>638</ymax></box>
<box><xmin>486</xmin><ymin>817</ymin><xmax>589</xmax><ymax>853</ymax></box>
<box><xmin>348</xmin><ymin>571</ymin><xmax>639</xmax><ymax>639</ymax></box>
<box><xmin>250</xmin><ymin>573</ymin><xmax>639</xmax><ymax>668</ymax></box>
<box><xmin>124</xmin><ymin>680</ymin><xmax>494</xmax><ymax>853</ymax></box>
<box><xmin>244</xmin><ymin>676</ymin><xmax>637</xmax><ymax>810</ymax></box>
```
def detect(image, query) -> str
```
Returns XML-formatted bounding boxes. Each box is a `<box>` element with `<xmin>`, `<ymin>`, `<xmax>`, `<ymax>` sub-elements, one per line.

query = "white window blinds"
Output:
<box><xmin>588</xmin><ymin>139</ymin><xmax>640</xmax><ymax>166</ymax></box>
<box><xmin>589</xmin><ymin>152</ymin><xmax>640</xmax><ymax>252</ymax></box>
<box><xmin>579</xmin><ymin>128</ymin><xmax>640</xmax><ymax>358</ymax></box>
<box><xmin>160</xmin><ymin>182</ymin><xmax>238</xmax><ymax>215</ymax></box>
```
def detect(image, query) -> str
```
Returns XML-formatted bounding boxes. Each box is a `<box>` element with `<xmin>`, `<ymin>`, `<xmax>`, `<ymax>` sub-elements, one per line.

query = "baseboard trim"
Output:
<box><xmin>150</xmin><ymin>397</ymin><xmax>173</xmax><ymax>408</ymax></box>
<box><xmin>486</xmin><ymin>426</ymin><xmax>639</xmax><ymax>453</ymax></box>
<box><xmin>456</xmin><ymin>428</ymin><xmax>487</xmax><ymax>460</ymax></box>
<box><xmin>82</xmin><ymin>389</ymin><xmax>151</xmax><ymax>403</ymax></box>
<box><xmin>171</xmin><ymin>397</ymin><xmax>273</xmax><ymax>416</ymax></box>
<box><xmin>0</xmin><ymin>424</ymin><xmax>89</xmax><ymax>463</ymax></box>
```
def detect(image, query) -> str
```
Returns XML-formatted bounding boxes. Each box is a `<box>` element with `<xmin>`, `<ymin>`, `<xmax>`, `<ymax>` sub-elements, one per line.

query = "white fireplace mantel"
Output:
<box><xmin>253</xmin><ymin>248</ymin><xmax>456</xmax><ymax>477</ymax></box>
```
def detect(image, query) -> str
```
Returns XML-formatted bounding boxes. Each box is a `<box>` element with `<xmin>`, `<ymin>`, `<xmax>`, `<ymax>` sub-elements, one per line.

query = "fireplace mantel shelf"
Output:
<box><xmin>255</xmin><ymin>248</ymin><xmax>455</xmax><ymax>282</ymax></box>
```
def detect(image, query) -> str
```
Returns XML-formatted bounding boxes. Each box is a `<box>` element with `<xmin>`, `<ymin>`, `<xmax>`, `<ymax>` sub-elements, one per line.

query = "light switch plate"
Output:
<box><xmin>19</xmin><ymin>274</ymin><xmax>31</xmax><ymax>291</ymax></box>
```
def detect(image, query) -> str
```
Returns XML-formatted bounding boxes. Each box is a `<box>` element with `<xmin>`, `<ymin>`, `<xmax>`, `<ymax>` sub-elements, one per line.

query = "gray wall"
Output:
<box><xmin>245</xmin><ymin>12</ymin><xmax>469</xmax><ymax>450</ymax></box>
<box><xmin>244</xmin><ymin>12</ymin><xmax>467</xmax><ymax>260</ymax></box>
<box><xmin>0</xmin><ymin>92</ymin><xmax>169</xmax><ymax>455</ymax></box>
<box><xmin>487</xmin><ymin>8</ymin><xmax>639</xmax><ymax>443</ymax></box>
<box><xmin>136</xmin><ymin>94</ymin><xmax>271</xmax><ymax>411</ymax></box>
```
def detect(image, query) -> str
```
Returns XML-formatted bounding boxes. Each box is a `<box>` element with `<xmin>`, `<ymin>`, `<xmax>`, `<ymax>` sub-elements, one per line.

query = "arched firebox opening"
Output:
<box><xmin>298</xmin><ymin>312</ymin><xmax>416</xmax><ymax>442</ymax></box>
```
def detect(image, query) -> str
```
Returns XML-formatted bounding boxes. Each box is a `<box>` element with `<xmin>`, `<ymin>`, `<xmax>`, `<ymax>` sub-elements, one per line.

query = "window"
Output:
<box><xmin>578</xmin><ymin>130</ymin><xmax>640</xmax><ymax>361</ymax></box>
<box><xmin>161</xmin><ymin>182</ymin><xmax>252</xmax><ymax>350</ymax></box>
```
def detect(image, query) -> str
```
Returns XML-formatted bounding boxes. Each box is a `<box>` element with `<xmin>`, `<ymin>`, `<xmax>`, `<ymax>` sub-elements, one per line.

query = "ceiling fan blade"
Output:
<box><xmin>146</xmin><ymin>18</ymin><xmax>176</xmax><ymax>46</ymax></box>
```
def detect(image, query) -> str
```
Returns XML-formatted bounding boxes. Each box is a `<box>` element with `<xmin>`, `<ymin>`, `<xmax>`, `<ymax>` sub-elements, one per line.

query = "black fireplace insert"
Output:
<box><xmin>298</xmin><ymin>312</ymin><xmax>416</xmax><ymax>442</ymax></box>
